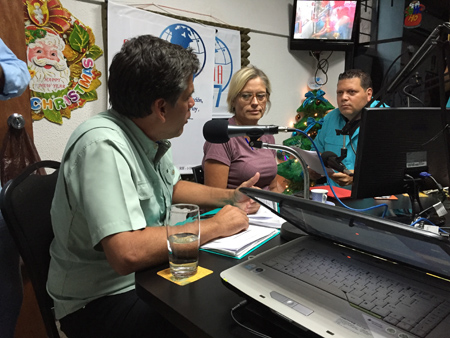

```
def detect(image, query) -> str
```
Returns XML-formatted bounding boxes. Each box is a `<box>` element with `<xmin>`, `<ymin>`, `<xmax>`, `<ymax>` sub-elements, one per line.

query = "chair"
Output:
<box><xmin>192</xmin><ymin>165</ymin><xmax>204</xmax><ymax>184</ymax></box>
<box><xmin>0</xmin><ymin>160</ymin><xmax>61</xmax><ymax>338</ymax></box>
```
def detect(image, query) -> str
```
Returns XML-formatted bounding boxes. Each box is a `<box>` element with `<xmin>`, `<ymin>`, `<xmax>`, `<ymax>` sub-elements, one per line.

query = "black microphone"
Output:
<box><xmin>203</xmin><ymin>119</ymin><xmax>290</xmax><ymax>143</ymax></box>
<box><xmin>321</xmin><ymin>151</ymin><xmax>354</xmax><ymax>176</ymax></box>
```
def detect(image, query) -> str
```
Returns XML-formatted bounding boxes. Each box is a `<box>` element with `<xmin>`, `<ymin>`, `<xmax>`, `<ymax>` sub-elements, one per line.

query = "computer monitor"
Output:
<box><xmin>289</xmin><ymin>0</ymin><xmax>358</xmax><ymax>51</ymax></box>
<box><xmin>352</xmin><ymin>107</ymin><xmax>450</xmax><ymax>208</ymax></box>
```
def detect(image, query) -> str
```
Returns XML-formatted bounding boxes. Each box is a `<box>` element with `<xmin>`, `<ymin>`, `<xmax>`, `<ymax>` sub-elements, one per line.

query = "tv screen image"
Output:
<box><xmin>290</xmin><ymin>0</ymin><xmax>358</xmax><ymax>51</ymax></box>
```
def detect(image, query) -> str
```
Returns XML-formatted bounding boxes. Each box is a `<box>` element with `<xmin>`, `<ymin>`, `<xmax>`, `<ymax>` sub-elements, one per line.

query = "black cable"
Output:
<box><xmin>312</xmin><ymin>51</ymin><xmax>333</xmax><ymax>86</ymax></box>
<box><xmin>349</xmin><ymin>138</ymin><xmax>357</xmax><ymax>155</ymax></box>
<box><xmin>420</xmin><ymin>172</ymin><xmax>446</xmax><ymax>203</ymax></box>
<box><xmin>381</xmin><ymin>54</ymin><xmax>404</xmax><ymax>89</ymax></box>
<box><xmin>381</xmin><ymin>46</ymin><xmax>415</xmax><ymax>89</ymax></box>
<box><xmin>404</xmin><ymin>174</ymin><xmax>424</xmax><ymax>212</ymax></box>
<box><xmin>422</xmin><ymin>124</ymin><xmax>449</xmax><ymax>146</ymax></box>
<box><xmin>402</xmin><ymin>84</ymin><xmax>425</xmax><ymax>106</ymax></box>
<box><xmin>230</xmin><ymin>300</ymin><xmax>272</xmax><ymax>338</ymax></box>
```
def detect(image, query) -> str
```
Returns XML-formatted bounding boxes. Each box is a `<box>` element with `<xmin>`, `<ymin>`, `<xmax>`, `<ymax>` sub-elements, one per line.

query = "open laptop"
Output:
<box><xmin>221</xmin><ymin>188</ymin><xmax>450</xmax><ymax>338</ymax></box>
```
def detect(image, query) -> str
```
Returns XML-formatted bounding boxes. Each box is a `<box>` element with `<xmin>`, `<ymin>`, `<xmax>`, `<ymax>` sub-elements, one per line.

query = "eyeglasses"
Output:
<box><xmin>238</xmin><ymin>92</ymin><xmax>268</xmax><ymax>103</ymax></box>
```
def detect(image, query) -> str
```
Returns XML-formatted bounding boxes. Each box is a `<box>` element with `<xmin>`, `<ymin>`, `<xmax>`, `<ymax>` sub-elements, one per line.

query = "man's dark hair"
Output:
<box><xmin>108</xmin><ymin>35</ymin><xmax>200</xmax><ymax>118</ymax></box>
<box><xmin>338</xmin><ymin>69</ymin><xmax>372</xmax><ymax>90</ymax></box>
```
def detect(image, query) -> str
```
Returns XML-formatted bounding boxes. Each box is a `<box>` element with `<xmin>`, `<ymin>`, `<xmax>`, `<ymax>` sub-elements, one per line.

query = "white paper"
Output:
<box><xmin>200</xmin><ymin>225</ymin><xmax>279</xmax><ymax>258</ymax></box>
<box><xmin>248</xmin><ymin>205</ymin><xmax>285</xmax><ymax>229</ymax></box>
<box><xmin>294</xmin><ymin>149</ymin><xmax>334</xmax><ymax>176</ymax></box>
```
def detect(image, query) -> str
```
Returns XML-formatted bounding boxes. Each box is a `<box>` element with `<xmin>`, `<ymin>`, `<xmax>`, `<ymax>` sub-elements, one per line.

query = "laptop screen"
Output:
<box><xmin>240</xmin><ymin>188</ymin><xmax>450</xmax><ymax>280</ymax></box>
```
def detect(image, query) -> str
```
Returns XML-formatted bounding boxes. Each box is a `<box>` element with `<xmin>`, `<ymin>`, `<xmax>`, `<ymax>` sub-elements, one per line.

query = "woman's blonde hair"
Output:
<box><xmin>227</xmin><ymin>65</ymin><xmax>271</xmax><ymax>114</ymax></box>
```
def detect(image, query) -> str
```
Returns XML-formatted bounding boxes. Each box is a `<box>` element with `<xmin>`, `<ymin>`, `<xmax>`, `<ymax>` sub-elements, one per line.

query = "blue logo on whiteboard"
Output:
<box><xmin>160</xmin><ymin>24</ymin><xmax>206</xmax><ymax>77</ymax></box>
<box><xmin>214</xmin><ymin>36</ymin><xmax>233</xmax><ymax>107</ymax></box>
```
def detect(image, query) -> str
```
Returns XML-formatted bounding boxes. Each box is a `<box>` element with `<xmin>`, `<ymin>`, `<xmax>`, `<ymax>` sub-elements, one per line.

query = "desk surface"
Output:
<box><xmin>135</xmin><ymin>234</ymin><xmax>313</xmax><ymax>338</ymax></box>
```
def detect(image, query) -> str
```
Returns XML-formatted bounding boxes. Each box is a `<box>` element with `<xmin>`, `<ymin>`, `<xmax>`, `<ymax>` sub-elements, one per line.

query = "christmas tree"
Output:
<box><xmin>277</xmin><ymin>89</ymin><xmax>334</xmax><ymax>194</ymax></box>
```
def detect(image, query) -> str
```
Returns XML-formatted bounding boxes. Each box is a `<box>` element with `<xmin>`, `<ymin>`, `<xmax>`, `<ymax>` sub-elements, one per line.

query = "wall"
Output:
<box><xmin>377</xmin><ymin>0</ymin><xmax>404</xmax><ymax>81</ymax></box>
<box><xmin>33</xmin><ymin>0</ymin><xmax>346</xmax><ymax>161</ymax></box>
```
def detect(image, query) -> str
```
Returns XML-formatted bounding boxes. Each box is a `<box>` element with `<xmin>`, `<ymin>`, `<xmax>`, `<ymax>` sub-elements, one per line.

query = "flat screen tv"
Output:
<box><xmin>290</xmin><ymin>0</ymin><xmax>358</xmax><ymax>51</ymax></box>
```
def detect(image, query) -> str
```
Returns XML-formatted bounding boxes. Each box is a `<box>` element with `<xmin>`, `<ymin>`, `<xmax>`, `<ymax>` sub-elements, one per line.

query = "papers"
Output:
<box><xmin>199</xmin><ymin>204</ymin><xmax>282</xmax><ymax>259</ymax></box>
<box><xmin>293</xmin><ymin>148</ymin><xmax>334</xmax><ymax>176</ymax></box>
<box><xmin>248</xmin><ymin>204</ymin><xmax>285</xmax><ymax>229</ymax></box>
<box><xmin>200</xmin><ymin>225</ymin><xmax>279</xmax><ymax>259</ymax></box>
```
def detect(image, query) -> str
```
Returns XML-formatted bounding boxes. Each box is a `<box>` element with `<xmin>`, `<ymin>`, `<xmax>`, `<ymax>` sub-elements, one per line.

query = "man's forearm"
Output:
<box><xmin>172</xmin><ymin>180</ymin><xmax>235</xmax><ymax>208</ymax></box>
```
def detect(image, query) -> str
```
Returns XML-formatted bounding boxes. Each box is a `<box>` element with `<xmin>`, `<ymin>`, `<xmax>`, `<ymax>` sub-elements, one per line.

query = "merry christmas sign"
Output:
<box><xmin>23</xmin><ymin>0</ymin><xmax>103</xmax><ymax>124</ymax></box>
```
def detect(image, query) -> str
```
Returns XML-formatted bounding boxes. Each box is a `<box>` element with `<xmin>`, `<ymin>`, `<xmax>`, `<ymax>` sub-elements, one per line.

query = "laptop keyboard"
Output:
<box><xmin>264</xmin><ymin>247</ymin><xmax>450</xmax><ymax>338</ymax></box>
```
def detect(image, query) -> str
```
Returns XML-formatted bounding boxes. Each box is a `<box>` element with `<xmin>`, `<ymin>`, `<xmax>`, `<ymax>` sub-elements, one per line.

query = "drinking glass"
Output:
<box><xmin>167</xmin><ymin>204</ymin><xmax>200</xmax><ymax>279</ymax></box>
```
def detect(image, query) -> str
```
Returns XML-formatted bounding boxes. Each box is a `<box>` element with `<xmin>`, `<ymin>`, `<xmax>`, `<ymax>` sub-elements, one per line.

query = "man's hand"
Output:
<box><xmin>201</xmin><ymin>205</ymin><xmax>249</xmax><ymax>243</ymax></box>
<box><xmin>329</xmin><ymin>170</ymin><xmax>354</xmax><ymax>186</ymax></box>
<box><xmin>308</xmin><ymin>167</ymin><xmax>324</xmax><ymax>181</ymax></box>
<box><xmin>232</xmin><ymin>172</ymin><xmax>260</xmax><ymax>212</ymax></box>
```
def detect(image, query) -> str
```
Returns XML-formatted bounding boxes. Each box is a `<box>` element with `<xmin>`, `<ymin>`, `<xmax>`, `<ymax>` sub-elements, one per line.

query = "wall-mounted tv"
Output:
<box><xmin>290</xmin><ymin>0</ymin><xmax>358</xmax><ymax>52</ymax></box>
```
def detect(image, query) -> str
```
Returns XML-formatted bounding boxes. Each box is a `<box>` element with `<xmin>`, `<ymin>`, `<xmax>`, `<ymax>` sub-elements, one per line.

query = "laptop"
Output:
<box><xmin>220</xmin><ymin>188</ymin><xmax>450</xmax><ymax>338</ymax></box>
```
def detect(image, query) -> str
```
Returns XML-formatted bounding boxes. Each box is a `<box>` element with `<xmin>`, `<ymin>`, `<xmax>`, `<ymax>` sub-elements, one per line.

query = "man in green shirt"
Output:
<box><xmin>49</xmin><ymin>35</ymin><xmax>259</xmax><ymax>338</ymax></box>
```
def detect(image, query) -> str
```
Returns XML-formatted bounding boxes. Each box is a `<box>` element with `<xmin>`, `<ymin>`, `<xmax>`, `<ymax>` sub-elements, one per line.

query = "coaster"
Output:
<box><xmin>157</xmin><ymin>266</ymin><xmax>213</xmax><ymax>286</ymax></box>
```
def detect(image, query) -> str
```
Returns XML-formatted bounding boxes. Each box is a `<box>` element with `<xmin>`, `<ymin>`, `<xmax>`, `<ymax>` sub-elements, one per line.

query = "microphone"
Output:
<box><xmin>321</xmin><ymin>151</ymin><xmax>354</xmax><ymax>176</ymax></box>
<box><xmin>203</xmin><ymin>119</ymin><xmax>291</xmax><ymax>143</ymax></box>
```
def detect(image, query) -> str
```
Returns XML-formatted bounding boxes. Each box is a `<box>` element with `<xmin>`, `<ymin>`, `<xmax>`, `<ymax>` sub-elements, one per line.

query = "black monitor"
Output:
<box><xmin>352</xmin><ymin>107</ymin><xmax>450</xmax><ymax>212</ymax></box>
<box><xmin>289</xmin><ymin>0</ymin><xmax>358</xmax><ymax>52</ymax></box>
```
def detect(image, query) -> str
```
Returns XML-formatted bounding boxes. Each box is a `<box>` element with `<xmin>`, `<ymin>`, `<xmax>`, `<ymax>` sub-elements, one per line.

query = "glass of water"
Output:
<box><xmin>167</xmin><ymin>204</ymin><xmax>200</xmax><ymax>279</ymax></box>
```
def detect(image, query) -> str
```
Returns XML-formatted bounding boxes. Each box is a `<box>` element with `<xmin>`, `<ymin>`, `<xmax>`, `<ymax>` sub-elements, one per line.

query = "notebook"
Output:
<box><xmin>221</xmin><ymin>188</ymin><xmax>450</xmax><ymax>338</ymax></box>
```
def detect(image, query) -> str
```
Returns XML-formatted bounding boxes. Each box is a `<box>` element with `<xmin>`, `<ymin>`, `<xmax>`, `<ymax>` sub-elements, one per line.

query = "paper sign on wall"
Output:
<box><xmin>24</xmin><ymin>0</ymin><xmax>103</xmax><ymax>124</ymax></box>
<box><xmin>108</xmin><ymin>1</ymin><xmax>215</xmax><ymax>173</ymax></box>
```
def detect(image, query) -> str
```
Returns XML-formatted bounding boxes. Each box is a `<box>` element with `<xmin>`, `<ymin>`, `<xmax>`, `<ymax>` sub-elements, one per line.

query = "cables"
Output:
<box><xmin>311</xmin><ymin>51</ymin><xmax>333</xmax><ymax>87</ymax></box>
<box><xmin>230</xmin><ymin>300</ymin><xmax>273</xmax><ymax>338</ymax></box>
<box><xmin>294</xmin><ymin>128</ymin><xmax>389</xmax><ymax>217</ymax></box>
<box><xmin>402</xmin><ymin>73</ymin><xmax>425</xmax><ymax>106</ymax></box>
<box><xmin>409</xmin><ymin>217</ymin><xmax>449</xmax><ymax>234</ymax></box>
<box><xmin>420</xmin><ymin>172</ymin><xmax>446</xmax><ymax>202</ymax></box>
<box><xmin>381</xmin><ymin>46</ymin><xmax>415</xmax><ymax>90</ymax></box>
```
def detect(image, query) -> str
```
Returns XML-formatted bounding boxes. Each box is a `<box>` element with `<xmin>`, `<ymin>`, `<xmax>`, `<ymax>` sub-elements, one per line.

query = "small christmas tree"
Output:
<box><xmin>277</xmin><ymin>89</ymin><xmax>334</xmax><ymax>194</ymax></box>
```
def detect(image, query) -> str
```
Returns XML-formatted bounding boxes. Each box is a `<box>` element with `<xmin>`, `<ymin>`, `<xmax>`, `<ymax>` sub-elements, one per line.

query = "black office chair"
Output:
<box><xmin>192</xmin><ymin>165</ymin><xmax>204</xmax><ymax>184</ymax></box>
<box><xmin>0</xmin><ymin>160</ymin><xmax>61</xmax><ymax>338</ymax></box>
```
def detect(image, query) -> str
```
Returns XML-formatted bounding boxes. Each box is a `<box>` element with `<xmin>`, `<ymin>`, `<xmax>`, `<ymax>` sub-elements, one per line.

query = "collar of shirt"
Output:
<box><xmin>107</xmin><ymin>109</ymin><xmax>172</xmax><ymax>165</ymax></box>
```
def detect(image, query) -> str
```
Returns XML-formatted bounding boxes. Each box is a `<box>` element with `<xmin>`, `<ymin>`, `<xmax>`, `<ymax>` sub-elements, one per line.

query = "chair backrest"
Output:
<box><xmin>0</xmin><ymin>160</ymin><xmax>61</xmax><ymax>338</ymax></box>
<box><xmin>192</xmin><ymin>165</ymin><xmax>204</xmax><ymax>184</ymax></box>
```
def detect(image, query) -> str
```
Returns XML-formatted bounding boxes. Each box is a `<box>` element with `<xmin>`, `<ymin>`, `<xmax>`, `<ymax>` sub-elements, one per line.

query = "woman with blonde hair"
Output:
<box><xmin>202</xmin><ymin>66</ymin><xmax>282</xmax><ymax>206</ymax></box>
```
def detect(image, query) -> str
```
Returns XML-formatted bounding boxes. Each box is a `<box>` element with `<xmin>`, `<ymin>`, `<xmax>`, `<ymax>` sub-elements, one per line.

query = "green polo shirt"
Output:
<box><xmin>47</xmin><ymin>109</ymin><xmax>180</xmax><ymax>319</ymax></box>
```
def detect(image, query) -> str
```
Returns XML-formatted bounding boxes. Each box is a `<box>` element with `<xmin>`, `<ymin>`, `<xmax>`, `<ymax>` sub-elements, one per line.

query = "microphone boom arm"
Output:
<box><xmin>255</xmin><ymin>142</ymin><xmax>310</xmax><ymax>199</ymax></box>
<box><xmin>372</xmin><ymin>22</ymin><xmax>450</xmax><ymax>106</ymax></box>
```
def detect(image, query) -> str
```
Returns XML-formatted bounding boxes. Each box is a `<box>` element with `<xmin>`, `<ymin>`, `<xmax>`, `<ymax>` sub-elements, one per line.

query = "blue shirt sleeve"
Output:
<box><xmin>0</xmin><ymin>38</ymin><xmax>31</xmax><ymax>100</ymax></box>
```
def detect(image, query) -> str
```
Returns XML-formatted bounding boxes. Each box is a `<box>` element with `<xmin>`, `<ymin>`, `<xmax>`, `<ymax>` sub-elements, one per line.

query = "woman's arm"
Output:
<box><xmin>203</xmin><ymin>159</ymin><xmax>230</xmax><ymax>189</ymax></box>
<box><xmin>269</xmin><ymin>175</ymin><xmax>284</xmax><ymax>193</ymax></box>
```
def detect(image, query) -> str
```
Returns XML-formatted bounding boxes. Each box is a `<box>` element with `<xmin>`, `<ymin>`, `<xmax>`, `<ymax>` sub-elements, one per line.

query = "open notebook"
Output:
<box><xmin>221</xmin><ymin>188</ymin><xmax>450</xmax><ymax>338</ymax></box>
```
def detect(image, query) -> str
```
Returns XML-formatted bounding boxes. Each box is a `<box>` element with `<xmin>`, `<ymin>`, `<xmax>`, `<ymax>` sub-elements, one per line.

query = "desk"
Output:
<box><xmin>135</xmin><ymin>234</ymin><xmax>315</xmax><ymax>338</ymax></box>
